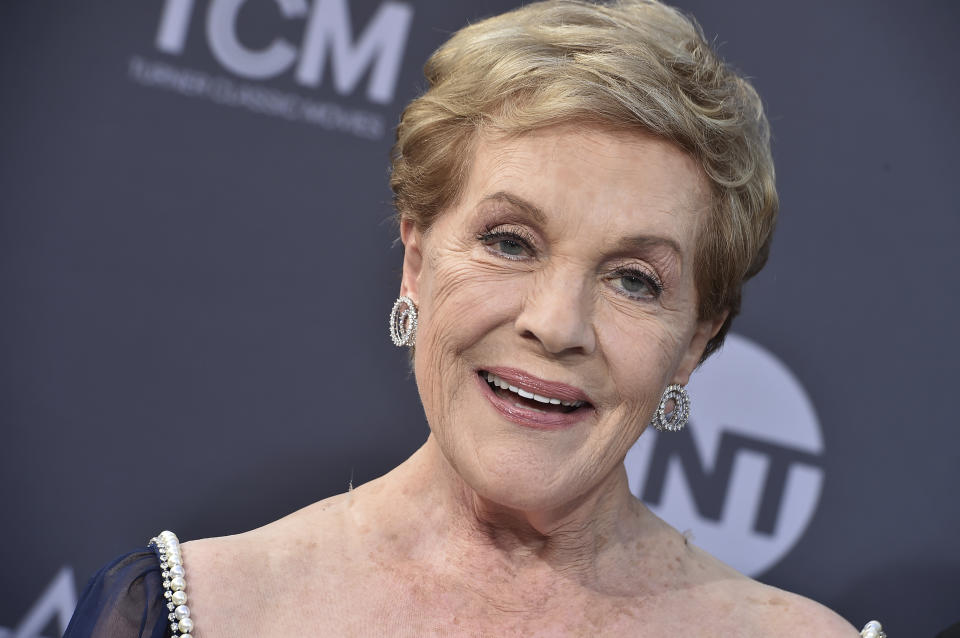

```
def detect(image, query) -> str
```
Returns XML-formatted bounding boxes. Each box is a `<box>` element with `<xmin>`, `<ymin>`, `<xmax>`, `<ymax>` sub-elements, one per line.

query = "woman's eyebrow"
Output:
<box><xmin>478</xmin><ymin>191</ymin><xmax>547</xmax><ymax>225</ymax></box>
<box><xmin>613</xmin><ymin>235</ymin><xmax>683</xmax><ymax>261</ymax></box>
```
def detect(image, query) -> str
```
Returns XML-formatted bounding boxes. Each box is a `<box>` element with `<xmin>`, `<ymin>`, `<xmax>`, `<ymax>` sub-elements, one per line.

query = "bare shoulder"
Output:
<box><xmin>671</xmin><ymin>539</ymin><xmax>859</xmax><ymax>637</ymax></box>
<box><xmin>182</xmin><ymin>490</ymin><xmax>350</xmax><ymax>575</ymax></box>
<box><xmin>729</xmin><ymin>579</ymin><xmax>860</xmax><ymax>637</ymax></box>
<box><xmin>177</xmin><ymin>491</ymin><xmax>353</xmax><ymax>635</ymax></box>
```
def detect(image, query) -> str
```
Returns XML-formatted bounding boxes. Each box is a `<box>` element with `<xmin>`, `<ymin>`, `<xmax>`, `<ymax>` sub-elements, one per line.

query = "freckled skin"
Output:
<box><xmin>178</xmin><ymin>124</ymin><xmax>860</xmax><ymax>637</ymax></box>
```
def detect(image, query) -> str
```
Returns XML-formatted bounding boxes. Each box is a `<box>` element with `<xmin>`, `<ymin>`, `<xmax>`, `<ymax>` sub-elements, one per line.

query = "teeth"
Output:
<box><xmin>483</xmin><ymin>372</ymin><xmax>584</xmax><ymax>408</ymax></box>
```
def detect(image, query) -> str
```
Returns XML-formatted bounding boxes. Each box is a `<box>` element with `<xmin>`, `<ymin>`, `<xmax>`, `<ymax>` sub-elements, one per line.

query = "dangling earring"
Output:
<box><xmin>651</xmin><ymin>383</ymin><xmax>690</xmax><ymax>432</ymax></box>
<box><xmin>389</xmin><ymin>295</ymin><xmax>418</xmax><ymax>347</ymax></box>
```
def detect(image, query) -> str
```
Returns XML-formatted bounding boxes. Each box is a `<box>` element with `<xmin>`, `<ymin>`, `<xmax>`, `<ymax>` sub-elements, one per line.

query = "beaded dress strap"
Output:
<box><xmin>860</xmin><ymin>620</ymin><xmax>886</xmax><ymax>637</ymax></box>
<box><xmin>148</xmin><ymin>531</ymin><xmax>195</xmax><ymax>638</ymax></box>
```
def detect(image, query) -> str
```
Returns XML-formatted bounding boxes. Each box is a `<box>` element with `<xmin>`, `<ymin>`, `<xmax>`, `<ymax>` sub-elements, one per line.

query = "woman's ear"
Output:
<box><xmin>399</xmin><ymin>217</ymin><xmax>423</xmax><ymax>304</ymax></box>
<box><xmin>673</xmin><ymin>310</ymin><xmax>728</xmax><ymax>386</ymax></box>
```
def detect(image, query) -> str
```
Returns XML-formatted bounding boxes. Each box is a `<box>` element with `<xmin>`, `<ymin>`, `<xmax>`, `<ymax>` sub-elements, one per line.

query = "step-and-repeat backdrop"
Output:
<box><xmin>2</xmin><ymin>1</ymin><xmax>958</xmax><ymax>636</ymax></box>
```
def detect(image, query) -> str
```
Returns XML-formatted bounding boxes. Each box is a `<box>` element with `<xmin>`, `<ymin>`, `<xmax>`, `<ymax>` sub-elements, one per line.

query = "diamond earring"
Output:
<box><xmin>389</xmin><ymin>295</ymin><xmax>418</xmax><ymax>347</ymax></box>
<box><xmin>651</xmin><ymin>384</ymin><xmax>690</xmax><ymax>432</ymax></box>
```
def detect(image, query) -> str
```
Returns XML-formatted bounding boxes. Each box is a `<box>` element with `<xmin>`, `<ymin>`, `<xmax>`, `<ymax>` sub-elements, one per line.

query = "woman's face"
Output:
<box><xmin>400</xmin><ymin>123</ymin><xmax>722</xmax><ymax>512</ymax></box>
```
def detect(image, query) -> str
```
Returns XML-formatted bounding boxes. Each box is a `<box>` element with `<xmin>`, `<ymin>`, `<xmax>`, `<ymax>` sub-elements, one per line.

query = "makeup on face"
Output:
<box><xmin>474</xmin><ymin>366</ymin><xmax>595</xmax><ymax>430</ymax></box>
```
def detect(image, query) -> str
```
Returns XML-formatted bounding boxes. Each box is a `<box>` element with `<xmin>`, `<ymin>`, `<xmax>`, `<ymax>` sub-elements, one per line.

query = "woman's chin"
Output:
<box><xmin>455</xmin><ymin>452</ymin><xmax>593</xmax><ymax>513</ymax></box>
<box><xmin>428</xmin><ymin>397</ymin><xmax>607</xmax><ymax>513</ymax></box>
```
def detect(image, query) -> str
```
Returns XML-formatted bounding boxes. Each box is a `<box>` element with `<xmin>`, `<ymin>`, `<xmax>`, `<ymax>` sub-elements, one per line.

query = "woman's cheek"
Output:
<box><xmin>602</xmin><ymin>314</ymin><xmax>683</xmax><ymax>410</ymax></box>
<box><xmin>427</xmin><ymin>259</ymin><xmax>525</xmax><ymax>341</ymax></box>
<box><xmin>413</xmin><ymin>257</ymin><xmax>518</xmax><ymax>416</ymax></box>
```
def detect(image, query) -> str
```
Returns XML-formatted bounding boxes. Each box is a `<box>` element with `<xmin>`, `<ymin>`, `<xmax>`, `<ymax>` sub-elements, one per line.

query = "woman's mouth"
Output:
<box><xmin>475</xmin><ymin>368</ymin><xmax>594</xmax><ymax>429</ymax></box>
<box><xmin>479</xmin><ymin>371</ymin><xmax>586</xmax><ymax>413</ymax></box>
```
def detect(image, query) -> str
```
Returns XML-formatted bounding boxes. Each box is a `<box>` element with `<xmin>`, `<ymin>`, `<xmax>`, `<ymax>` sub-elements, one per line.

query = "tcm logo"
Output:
<box><xmin>625</xmin><ymin>334</ymin><xmax>825</xmax><ymax>576</ymax></box>
<box><xmin>0</xmin><ymin>567</ymin><xmax>76</xmax><ymax>638</ymax></box>
<box><xmin>156</xmin><ymin>0</ymin><xmax>414</xmax><ymax>104</ymax></box>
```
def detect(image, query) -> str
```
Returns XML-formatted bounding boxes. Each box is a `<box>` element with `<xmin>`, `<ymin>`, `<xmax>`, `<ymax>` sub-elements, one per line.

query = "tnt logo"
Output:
<box><xmin>625</xmin><ymin>334</ymin><xmax>825</xmax><ymax>576</ymax></box>
<box><xmin>155</xmin><ymin>0</ymin><xmax>414</xmax><ymax>104</ymax></box>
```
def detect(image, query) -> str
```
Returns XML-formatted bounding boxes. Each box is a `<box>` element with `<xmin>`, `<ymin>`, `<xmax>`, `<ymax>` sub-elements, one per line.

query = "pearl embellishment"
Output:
<box><xmin>860</xmin><ymin>620</ymin><xmax>887</xmax><ymax>637</ymax></box>
<box><xmin>149</xmin><ymin>530</ymin><xmax>197</xmax><ymax>638</ymax></box>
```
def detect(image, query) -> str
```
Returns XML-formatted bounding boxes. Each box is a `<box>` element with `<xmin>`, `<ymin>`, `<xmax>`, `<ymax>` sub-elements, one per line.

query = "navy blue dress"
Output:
<box><xmin>64</xmin><ymin>548</ymin><xmax>170</xmax><ymax>638</ymax></box>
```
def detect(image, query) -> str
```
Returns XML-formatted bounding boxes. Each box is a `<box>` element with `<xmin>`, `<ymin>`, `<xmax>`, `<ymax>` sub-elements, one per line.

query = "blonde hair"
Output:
<box><xmin>390</xmin><ymin>0</ymin><xmax>777</xmax><ymax>360</ymax></box>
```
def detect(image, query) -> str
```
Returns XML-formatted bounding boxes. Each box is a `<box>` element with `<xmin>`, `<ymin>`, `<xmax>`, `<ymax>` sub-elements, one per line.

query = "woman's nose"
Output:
<box><xmin>513</xmin><ymin>269</ymin><xmax>597</xmax><ymax>356</ymax></box>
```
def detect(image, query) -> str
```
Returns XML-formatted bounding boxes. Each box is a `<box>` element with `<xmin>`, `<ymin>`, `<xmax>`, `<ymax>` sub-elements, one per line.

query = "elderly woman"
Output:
<box><xmin>66</xmin><ymin>1</ymin><xmax>884</xmax><ymax>636</ymax></box>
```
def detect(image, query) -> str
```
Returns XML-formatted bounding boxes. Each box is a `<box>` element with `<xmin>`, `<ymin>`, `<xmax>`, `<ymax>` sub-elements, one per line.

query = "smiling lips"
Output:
<box><xmin>483</xmin><ymin>371</ymin><xmax>586</xmax><ymax>409</ymax></box>
<box><xmin>476</xmin><ymin>366</ymin><xmax>594</xmax><ymax>429</ymax></box>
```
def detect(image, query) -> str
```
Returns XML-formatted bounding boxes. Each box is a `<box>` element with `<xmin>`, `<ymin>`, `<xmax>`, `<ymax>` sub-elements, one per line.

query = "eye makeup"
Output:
<box><xmin>476</xmin><ymin>224</ymin><xmax>539</xmax><ymax>260</ymax></box>
<box><xmin>468</xmin><ymin>194</ymin><xmax>677</xmax><ymax>303</ymax></box>
<box><xmin>605</xmin><ymin>264</ymin><xmax>666</xmax><ymax>301</ymax></box>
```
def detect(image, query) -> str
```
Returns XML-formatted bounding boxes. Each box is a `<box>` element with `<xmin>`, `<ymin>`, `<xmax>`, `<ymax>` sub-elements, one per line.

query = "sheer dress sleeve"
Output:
<box><xmin>64</xmin><ymin>548</ymin><xmax>170</xmax><ymax>638</ymax></box>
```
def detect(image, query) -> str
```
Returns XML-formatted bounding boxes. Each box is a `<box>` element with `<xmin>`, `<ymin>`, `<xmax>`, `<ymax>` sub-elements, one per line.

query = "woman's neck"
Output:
<box><xmin>352</xmin><ymin>435</ymin><xmax>661</xmax><ymax>595</ymax></box>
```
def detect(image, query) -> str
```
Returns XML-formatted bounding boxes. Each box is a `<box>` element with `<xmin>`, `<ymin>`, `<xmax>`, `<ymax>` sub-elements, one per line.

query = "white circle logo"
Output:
<box><xmin>625</xmin><ymin>333</ymin><xmax>824</xmax><ymax>577</ymax></box>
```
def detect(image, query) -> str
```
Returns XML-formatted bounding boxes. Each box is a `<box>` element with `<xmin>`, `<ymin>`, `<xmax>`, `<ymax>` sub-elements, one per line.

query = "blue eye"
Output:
<box><xmin>478</xmin><ymin>229</ymin><xmax>534</xmax><ymax>260</ymax></box>
<box><xmin>495</xmin><ymin>237</ymin><xmax>526</xmax><ymax>256</ymax></box>
<box><xmin>610</xmin><ymin>269</ymin><xmax>663</xmax><ymax>300</ymax></box>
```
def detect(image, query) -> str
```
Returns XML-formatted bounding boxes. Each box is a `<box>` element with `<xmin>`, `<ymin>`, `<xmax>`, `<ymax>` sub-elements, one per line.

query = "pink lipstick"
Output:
<box><xmin>475</xmin><ymin>366</ymin><xmax>594</xmax><ymax>430</ymax></box>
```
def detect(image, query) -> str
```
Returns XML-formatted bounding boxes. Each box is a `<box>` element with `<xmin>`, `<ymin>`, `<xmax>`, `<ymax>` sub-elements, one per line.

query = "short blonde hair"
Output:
<box><xmin>390</xmin><ymin>0</ymin><xmax>777</xmax><ymax>360</ymax></box>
